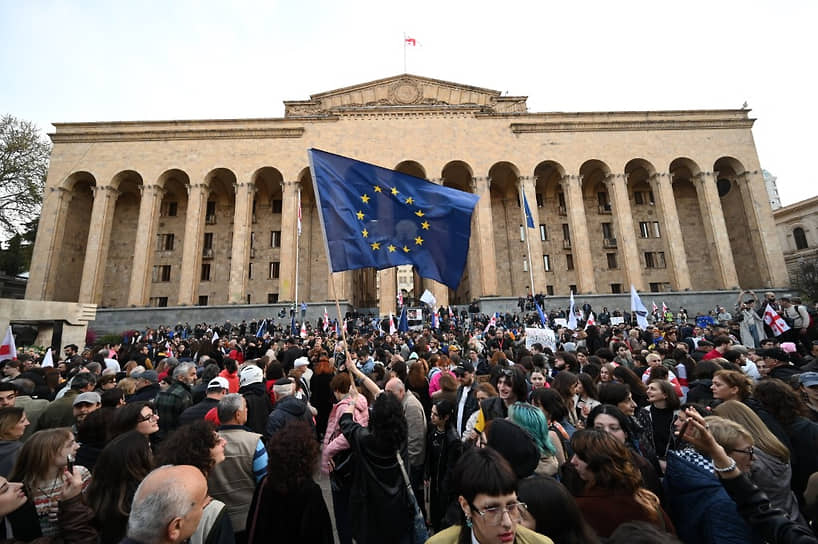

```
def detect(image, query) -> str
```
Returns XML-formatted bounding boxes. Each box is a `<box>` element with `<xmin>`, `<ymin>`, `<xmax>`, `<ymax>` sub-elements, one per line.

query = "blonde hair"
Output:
<box><xmin>704</xmin><ymin>416</ymin><xmax>753</xmax><ymax>452</ymax></box>
<box><xmin>117</xmin><ymin>377</ymin><xmax>138</xmax><ymax>396</ymax></box>
<box><xmin>9</xmin><ymin>428</ymin><xmax>74</xmax><ymax>491</ymax></box>
<box><xmin>713</xmin><ymin>400</ymin><xmax>789</xmax><ymax>462</ymax></box>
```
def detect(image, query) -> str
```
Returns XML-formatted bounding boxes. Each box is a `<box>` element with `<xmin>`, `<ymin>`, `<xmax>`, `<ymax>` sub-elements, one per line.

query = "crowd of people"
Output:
<box><xmin>1</xmin><ymin>294</ymin><xmax>818</xmax><ymax>543</ymax></box>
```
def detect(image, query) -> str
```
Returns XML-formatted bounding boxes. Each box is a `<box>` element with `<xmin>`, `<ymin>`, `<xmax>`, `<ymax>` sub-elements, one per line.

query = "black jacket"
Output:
<box><xmin>127</xmin><ymin>382</ymin><xmax>160</xmax><ymax>403</ymax></box>
<box><xmin>179</xmin><ymin>397</ymin><xmax>220</xmax><ymax>426</ymax></box>
<box><xmin>454</xmin><ymin>385</ymin><xmax>479</xmax><ymax>436</ymax></box>
<box><xmin>265</xmin><ymin>395</ymin><xmax>313</xmax><ymax>438</ymax></box>
<box><xmin>240</xmin><ymin>382</ymin><xmax>274</xmax><ymax>438</ymax></box>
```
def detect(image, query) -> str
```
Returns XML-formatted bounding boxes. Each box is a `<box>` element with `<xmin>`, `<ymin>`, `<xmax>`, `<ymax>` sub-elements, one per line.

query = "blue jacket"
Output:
<box><xmin>664</xmin><ymin>449</ymin><xmax>755</xmax><ymax>544</ymax></box>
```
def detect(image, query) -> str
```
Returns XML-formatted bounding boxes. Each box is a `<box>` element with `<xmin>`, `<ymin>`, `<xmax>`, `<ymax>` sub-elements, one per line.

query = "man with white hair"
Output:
<box><xmin>264</xmin><ymin>377</ymin><xmax>313</xmax><ymax>438</ymax></box>
<box><xmin>124</xmin><ymin>465</ymin><xmax>208</xmax><ymax>544</ymax></box>
<box><xmin>154</xmin><ymin>362</ymin><xmax>196</xmax><ymax>440</ymax></box>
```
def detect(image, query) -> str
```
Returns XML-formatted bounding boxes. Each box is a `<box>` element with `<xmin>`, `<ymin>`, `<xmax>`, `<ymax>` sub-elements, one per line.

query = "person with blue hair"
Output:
<box><xmin>508</xmin><ymin>402</ymin><xmax>560</xmax><ymax>476</ymax></box>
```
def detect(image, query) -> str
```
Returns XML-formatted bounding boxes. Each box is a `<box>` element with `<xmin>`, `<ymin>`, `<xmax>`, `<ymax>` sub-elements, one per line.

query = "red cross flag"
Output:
<box><xmin>405</xmin><ymin>37</ymin><xmax>416</xmax><ymax>46</ymax></box>
<box><xmin>0</xmin><ymin>326</ymin><xmax>16</xmax><ymax>362</ymax></box>
<box><xmin>763</xmin><ymin>304</ymin><xmax>791</xmax><ymax>336</ymax></box>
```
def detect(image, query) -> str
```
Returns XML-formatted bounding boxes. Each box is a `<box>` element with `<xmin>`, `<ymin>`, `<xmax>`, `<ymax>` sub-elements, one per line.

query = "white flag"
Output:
<box><xmin>567</xmin><ymin>291</ymin><xmax>577</xmax><ymax>330</ymax></box>
<box><xmin>630</xmin><ymin>285</ymin><xmax>650</xmax><ymax>329</ymax></box>
<box><xmin>585</xmin><ymin>312</ymin><xmax>596</xmax><ymax>330</ymax></box>
<box><xmin>420</xmin><ymin>289</ymin><xmax>437</xmax><ymax>307</ymax></box>
<box><xmin>763</xmin><ymin>304</ymin><xmax>791</xmax><ymax>336</ymax></box>
<box><xmin>0</xmin><ymin>326</ymin><xmax>16</xmax><ymax>362</ymax></box>
<box><xmin>212</xmin><ymin>331</ymin><xmax>220</xmax><ymax>344</ymax></box>
<box><xmin>41</xmin><ymin>348</ymin><xmax>54</xmax><ymax>368</ymax></box>
<box><xmin>389</xmin><ymin>313</ymin><xmax>397</xmax><ymax>334</ymax></box>
<box><xmin>323</xmin><ymin>307</ymin><xmax>329</xmax><ymax>332</ymax></box>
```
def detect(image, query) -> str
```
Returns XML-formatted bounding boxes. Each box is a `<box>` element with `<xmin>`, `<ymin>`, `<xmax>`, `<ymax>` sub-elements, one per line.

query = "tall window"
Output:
<box><xmin>271</xmin><ymin>230</ymin><xmax>281</xmax><ymax>248</ymax></box>
<box><xmin>520</xmin><ymin>225</ymin><xmax>525</xmax><ymax>242</ymax></box>
<box><xmin>156</xmin><ymin>233</ymin><xmax>174</xmax><ymax>251</ymax></box>
<box><xmin>652</xmin><ymin>221</ymin><xmax>661</xmax><ymax>238</ymax></box>
<box><xmin>602</xmin><ymin>222</ymin><xmax>614</xmax><ymax>239</ymax></box>
<box><xmin>644</xmin><ymin>251</ymin><xmax>666</xmax><ymax>269</ymax></box>
<box><xmin>152</xmin><ymin>265</ymin><xmax>171</xmax><ymax>282</ymax></box>
<box><xmin>562</xmin><ymin>224</ymin><xmax>570</xmax><ymax>240</ymax></box>
<box><xmin>794</xmin><ymin>227</ymin><xmax>809</xmax><ymax>250</ymax></box>
<box><xmin>607</xmin><ymin>253</ymin><xmax>618</xmax><ymax>269</ymax></box>
<box><xmin>543</xmin><ymin>254</ymin><xmax>551</xmax><ymax>272</ymax></box>
<box><xmin>566</xmin><ymin>254</ymin><xmax>574</xmax><ymax>271</ymax></box>
<box><xmin>203</xmin><ymin>233</ymin><xmax>214</xmax><ymax>250</ymax></box>
<box><xmin>639</xmin><ymin>222</ymin><xmax>651</xmax><ymax>238</ymax></box>
<box><xmin>271</xmin><ymin>199</ymin><xmax>282</xmax><ymax>213</ymax></box>
<box><xmin>160</xmin><ymin>201</ymin><xmax>178</xmax><ymax>217</ymax></box>
<box><xmin>205</xmin><ymin>201</ymin><xmax>216</xmax><ymax>223</ymax></box>
<box><xmin>539</xmin><ymin>224</ymin><xmax>547</xmax><ymax>241</ymax></box>
<box><xmin>201</xmin><ymin>263</ymin><xmax>211</xmax><ymax>281</ymax></box>
<box><xmin>536</xmin><ymin>193</ymin><xmax>544</xmax><ymax>208</ymax></box>
<box><xmin>269</xmin><ymin>262</ymin><xmax>280</xmax><ymax>279</ymax></box>
<box><xmin>546</xmin><ymin>285</ymin><xmax>554</xmax><ymax>296</ymax></box>
<box><xmin>248</xmin><ymin>262</ymin><xmax>254</xmax><ymax>280</ymax></box>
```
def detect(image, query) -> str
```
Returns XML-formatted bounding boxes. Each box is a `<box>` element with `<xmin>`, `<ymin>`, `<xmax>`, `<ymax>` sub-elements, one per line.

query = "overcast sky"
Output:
<box><xmin>2</xmin><ymin>0</ymin><xmax>815</xmax><ymax>206</ymax></box>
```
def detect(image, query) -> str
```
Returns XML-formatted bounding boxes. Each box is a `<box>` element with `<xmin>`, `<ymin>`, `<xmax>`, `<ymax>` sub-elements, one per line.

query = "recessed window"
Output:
<box><xmin>794</xmin><ymin>227</ymin><xmax>809</xmax><ymax>250</ymax></box>
<box><xmin>539</xmin><ymin>224</ymin><xmax>547</xmax><ymax>241</ymax></box>
<box><xmin>201</xmin><ymin>263</ymin><xmax>211</xmax><ymax>281</ymax></box>
<box><xmin>269</xmin><ymin>262</ymin><xmax>280</xmax><ymax>279</ymax></box>
<box><xmin>543</xmin><ymin>255</ymin><xmax>551</xmax><ymax>272</ymax></box>
<box><xmin>152</xmin><ymin>265</ymin><xmax>171</xmax><ymax>282</ymax></box>
<box><xmin>566</xmin><ymin>254</ymin><xmax>574</xmax><ymax>271</ymax></box>
<box><xmin>271</xmin><ymin>230</ymin><xmax>281</xmax><ymax>248</ymax></box>
<box><xmin>198</xmin><ymin>295</ymin><xmax>208</xmax><ymax>306</ymax></box>
<box><xmin>271</xmin><ymin>199</ymin><xmax>283</xmax><ymax>214</ymax></box>
<box><xmin>607</xmin><ymin>253</ymin><xmax>618</xmax><ymax>269</ymax></box>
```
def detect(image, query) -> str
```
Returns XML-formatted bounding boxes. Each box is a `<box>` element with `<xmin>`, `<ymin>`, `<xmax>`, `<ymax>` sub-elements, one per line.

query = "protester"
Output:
<box><xmin>0</xmin><ymin>407</ymin><xmax>28</xmax><ymax>477</ymax></box>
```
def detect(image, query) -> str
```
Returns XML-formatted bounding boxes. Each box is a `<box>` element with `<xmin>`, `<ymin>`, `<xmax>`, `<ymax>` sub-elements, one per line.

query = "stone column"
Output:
<box><xmin>606</xmin><ymin>174</ymin><xmax>643</xmax><ymax>290</ymax></box>
<box><xmin>177</xmin><ymin>183</ymin><xmax>208</xmax><ymax>305</ymax></box>
<box><xmin>693</xmin><ymin>171</ymin><xmax>739</xmax><ymax>289</ymax></box>
<box><xmin>649</xmin><ymin>174</ymin><xmax>691</xmax><ymax>291</ymax></box>
<box><xmin>26</xmin><ymin>186</ymin><xmax>72</xmax><ymax>301</ymax></box>
<box><xmin>519</xmin><ymin>176</ymin><xmax>546</xmax><ymax>294</ymax></box>
<box><xmin>278</xmin><ymin>181</ymin><xmax>300</xmax><ymax>302</ymax></box>
<box><xmin>560</xmin><ymin>175</ymin><xmax>596</xmax><ymax>293</ymax></box>
<box><xmin>471</xmin><ymin>176</ymin><xmax>497</xmax><ymax>297</ymax></box>
<box><xmin>378</xmin><ymin>269</ymin><xmax>397</xmax><ymax>315</ymax></box>
<box><xmin>78</xmin><ymin>185</ymin><xmax>119</xmax><ymax>304</ymax></box>
<box><xmin>228</xmin><ymin>182</ymin><xmax>255</xmax><ymax>304</ymax></box>
<box><xmin>736</xmin><ymin>171</ymin><xmax>789</xmax><ymax>287</ymax></box>
<box><xmin>127</xmin><ymin>184</ymin><xmax>165</xmax><ymax>306</ymax></box>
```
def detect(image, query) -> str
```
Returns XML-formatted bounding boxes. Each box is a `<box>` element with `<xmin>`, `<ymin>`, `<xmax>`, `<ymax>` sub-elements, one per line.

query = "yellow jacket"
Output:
<box><xmin>426</xmin><ymin>525</ymin><xmax>554</xmax><ymax>544</ymax></box>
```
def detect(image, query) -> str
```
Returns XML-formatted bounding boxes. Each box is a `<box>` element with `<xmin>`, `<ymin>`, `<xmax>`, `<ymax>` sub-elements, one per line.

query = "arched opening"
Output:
<box><xmin>625</xmin><ymin>159</ymin><xmax>670</xmax><ymax>291</ymax></box>
<box><xmin>533</xmin><ymin>160</ymin><xmax>568</xmax><ymax>295</ymax></box>
<box><xmin>794</xmin><ymin>227</ymin><xmax>809</xmax><ymax>250</ymax></box>
<box><xmin>442</xmin><ymin>161</ymin><xmax>477</xmax><ymax>305</ymax></box>
<box><xmin>147</xmin><ymin>169</ymin><xmax>190</xmax><ymax>307</ymax></box>
<box><xmin>579</xmin><ymin>160</ymin><xmax>613</xmax><ymax>292</ymax></box>
<box><xmin>714</xmin><ymin>156</ymin><xmax>761</xmax><ymax>287</ymax></box>
<box><xmin>249</xmin><ymin>167</ymin><xmax>284</xmax><ymax>305</ymax></box>
<box><xmin>391</xmin><ymin>161</ymin><xmax>430</xmax><ymax>308</ymax></box>
<box><xmin>298</xmin><ymin>169</ymin><xmax>329</xmax><ymax>303</ymax></box>
<box><xmin>670</xmin><ymin>158</ymin><xmax>718</xmax><ymax>290</ymax></box>
<box><xmin>101</xmin><ymin>171</ymin><xmax>143</xmax><ymax>307</ymax></box>
<box><xmin>194</xmin><ymin>168</ymin><xmax>237</xmax><ymax>305</ymax></box>
<box><xmin>488</xmin><ymin>162</ymin><xmax>526</xmax><ymax>298</ymax></box>
<box><xmin>52</xmin><ymin>172</ymin><xmax>96</xmax><ymax>302</ymax></box>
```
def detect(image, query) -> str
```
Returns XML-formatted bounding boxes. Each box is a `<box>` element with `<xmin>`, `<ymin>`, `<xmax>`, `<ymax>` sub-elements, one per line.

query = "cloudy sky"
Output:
<box><xmin>1</xmin><ymin>0</ymin><xmax>815</xmax><ymax>205</ymax></box>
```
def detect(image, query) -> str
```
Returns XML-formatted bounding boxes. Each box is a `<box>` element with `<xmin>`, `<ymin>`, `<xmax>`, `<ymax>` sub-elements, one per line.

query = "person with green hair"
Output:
<box><xmin>508</xmin><ymin>402</ymin><xmax>560</xmax><ymax>476</ymax></box>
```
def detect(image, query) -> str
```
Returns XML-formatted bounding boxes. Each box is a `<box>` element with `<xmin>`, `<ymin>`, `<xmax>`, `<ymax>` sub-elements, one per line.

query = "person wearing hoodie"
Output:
<box><xmin>238</xmin><ymin>364</ymin><xmax>273</xmax><ymax>437</ymax></box>
<box><xmin>265</xmin><ymin>378</ymin><xmax>314</xmax><ymax>438</ymax></box>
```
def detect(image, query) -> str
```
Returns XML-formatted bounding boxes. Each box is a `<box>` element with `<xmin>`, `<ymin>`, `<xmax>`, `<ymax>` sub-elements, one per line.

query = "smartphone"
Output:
<box><xmin>66</xmin><ymin>455</ymin><xmax>74</xmax><ymax>473</ymax></box>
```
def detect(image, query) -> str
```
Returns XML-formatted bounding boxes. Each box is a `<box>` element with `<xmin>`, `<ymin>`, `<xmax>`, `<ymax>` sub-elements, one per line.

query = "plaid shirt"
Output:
<box><xmin>155</xmin><ymin>380</ymin><xmax>192</xmax><ymax>438</ymax></box>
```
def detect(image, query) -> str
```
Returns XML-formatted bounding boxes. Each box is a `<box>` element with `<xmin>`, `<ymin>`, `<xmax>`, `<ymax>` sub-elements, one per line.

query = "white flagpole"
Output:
<box><xmin>403</xmin><ymin>33</ymin><xmax>407</xmax><ymax>72</ymax></box>
<box><xmin>294</xmin><ymin>188</ymin><xmax>301</xmax><ymax>321</ymax></box>
<box><xmin>519</xmin><ymin>182</ymin><xmax>535</xmax><ymax>296</ymax></box>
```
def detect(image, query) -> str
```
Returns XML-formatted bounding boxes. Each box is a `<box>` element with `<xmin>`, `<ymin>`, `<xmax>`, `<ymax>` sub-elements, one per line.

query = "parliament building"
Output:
<box><xmin>25</xmin><ymin>74</ymin><xmax>789</xmax><ymax>316</ymax></box>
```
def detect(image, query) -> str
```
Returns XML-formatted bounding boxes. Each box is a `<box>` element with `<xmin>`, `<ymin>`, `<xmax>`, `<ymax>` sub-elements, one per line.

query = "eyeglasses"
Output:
<box><xmin>137</xmin><ymin>411</ymin><xmax>157</xmax><ymax>422</ymax></box>
<box><xmin>730</xmin><ymin>447</ymin><xmax>754</xmax><ymax>458</ymax></box>
<box><xmin>470</xmin><ymin>502</ymin><xmax>527</xmax><ymax>525</ymax></box>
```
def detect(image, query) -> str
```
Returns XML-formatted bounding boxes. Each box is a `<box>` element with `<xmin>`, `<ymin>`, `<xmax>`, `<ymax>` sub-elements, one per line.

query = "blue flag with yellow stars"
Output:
<box><xmin>308</xmin><ymin>149</ymin><xmax>480</xmax><ymax>289</ymax></box>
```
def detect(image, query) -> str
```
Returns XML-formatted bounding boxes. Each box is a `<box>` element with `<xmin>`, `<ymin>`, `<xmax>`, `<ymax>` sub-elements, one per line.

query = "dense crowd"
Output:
<box><xmin>1</xmin><ymin>291</ymin><xmax>818</xmax><ymax>543</ymax></box>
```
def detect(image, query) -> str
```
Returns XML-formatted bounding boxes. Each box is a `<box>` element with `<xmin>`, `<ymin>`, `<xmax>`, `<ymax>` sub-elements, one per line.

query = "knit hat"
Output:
<box><xmin>781</xmin><ymin>342</ymin><xmax>797</xmax><ymax>354</ymax></box>
<box><xmin>294</xmin><ymin>357</ymin><xmax>309</xmax><ymax>369</ymax></box>
<box><xmin>239</xmin><ymin>365</ymin><xmax>264</xmax><ymax>387</ymax></box>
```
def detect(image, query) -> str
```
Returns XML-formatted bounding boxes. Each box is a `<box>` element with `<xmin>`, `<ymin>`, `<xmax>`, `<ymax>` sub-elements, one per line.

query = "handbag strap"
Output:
<box><xmin>395</xmin><ymin>450</ymin><xmax>413</xmax><ymax>490</ymax></box>
<box><xmin>246</xmin><ymin>475</ymin><xmax>267</xmax><ymax>540</ymax></box>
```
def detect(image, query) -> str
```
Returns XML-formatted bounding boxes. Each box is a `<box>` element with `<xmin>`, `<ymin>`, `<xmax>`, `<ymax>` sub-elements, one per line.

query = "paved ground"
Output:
<box><xmin>316</xmin><ymin>469</ymin><xmax>341</xmax><ymax>544</ymax></box>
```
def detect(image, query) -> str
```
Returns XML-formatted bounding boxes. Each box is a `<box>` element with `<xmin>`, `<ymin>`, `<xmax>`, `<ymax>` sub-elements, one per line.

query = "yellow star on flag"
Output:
<box><xmin>361</xmin><ymin>194</ymin><xmax>370</xmax><ymax>204</ymax></box>
<box><xmin>361</xmin><ymin>229</ymin><xmax>368</xmax><ymax>238</ymax></box>
<box><xmin>405</xmin><ymin>197</ymin><xmax>414</xmax><ymax>205</ymax></box>
<box><xmin>415</xmin><ymin>210</ymin><xmax>424</xmax><ymax>217</ymax></box>
<box><xmin>370</xmin><ymin>242</ymin><xmax>380</xmax><ymax>250</ymax></box>
<box><xmin>374</xmin><ymin>185</ymin><xmax>382</xmax><ymax>192</ymax></box>
<box><xmin>387</xmin><ymin>244</ymin><xmax>396</xmax><ymax>252</ymax></box>
<box><xmin>415</xmin><ymin>236</ymin><xmax>424</xmax><ymax>246</ymax></box>
<box><xmin>403</xmin><ymin>245</ymin><xmax>410</xmax><ymax>253</ymax></box>
<box><xmin>356</xmin><ymin>211</ymin><xmax>365</xmax><ymax>220</ymax></box>
<box><xmin>421</xmin><ymin>221</ymin><xmax>430</xmax><ymax>230</ymax></box>
<box><xmin>391</xmin><ymin>187</ymin><xmax>399</xmax><ymax>196</ymax></box>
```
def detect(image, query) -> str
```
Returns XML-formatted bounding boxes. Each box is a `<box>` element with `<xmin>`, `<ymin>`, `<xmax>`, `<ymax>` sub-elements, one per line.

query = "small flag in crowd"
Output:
<box><xmin>763</xmin><ymin>304</ymin><xmax>791</xmax><ymax>336</ymax></box>
<box><xmin>398</xmin><ymin>307</ymin><xmax>409</xmax><ymax>333</ymax></box>
<box><xmin>211</xmin><ymin>331</ymin><xmax>220</xmax><ymax>344</ymax></box>
<box><xmin>534</xmin><ymin>300</ymin><xmax>547</xmax><ymax>327</ymax></box>
<box><xmin>432</xmin><ymin>310</ymin><xmax>439</xmax><ymax>329</ymax></box>
<box><xmin>630</xmin><ymin>285</ymin><xmax>649</xmax><ymax>329</ymax></box>
<box><xmin>389</xmin><ymin>313</ymin><xmax>397</xmax><ymax>334</ymax></box>
<box><xmin>323</xmin><ymin>308</ymin><xmax>329</xmax><ymax>332</ymax></box>
<box><xmin>41</xmin><ymin>348</ymin><xmax>53</xmax><ymax>368</ymax></box>
<box><xmin>567</xmin><ymin>291</ymin><xmax>578</xmax><ymax>330</ymax></box>
<box><xmin>256</xmin><ymin>319</ymin><xmax>267</xmax><ymax>338</ymax></box>
<box><xmin>585</xmin><ymin>312</ymin><xmax>596</xmax><ymax>330</ymax></box>
<box><xmin>0</xmin><ymin>326</ymin><xmax>16</xmax><ymax>362</ymax></box>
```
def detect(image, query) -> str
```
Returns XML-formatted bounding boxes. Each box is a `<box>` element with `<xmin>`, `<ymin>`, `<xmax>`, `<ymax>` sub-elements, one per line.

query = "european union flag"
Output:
<box><xmin>523</xmin><ymin>192</ymin><xmax>534</xmax><ymax>228</ymax></box>
<box><xmin>308</xmin><ymin>149</ymin><xmax>480</xmax><ymax>289</ymax></box>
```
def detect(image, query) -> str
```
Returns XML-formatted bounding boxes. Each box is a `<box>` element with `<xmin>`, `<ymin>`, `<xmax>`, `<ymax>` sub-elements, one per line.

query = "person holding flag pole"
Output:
<box><xmin>518</xmin><ymin>182</ymin><xmax>536</xmax><ymax>300</ymax></box>
<box><xmin>630</xmin><ymin>285</ymin><xmax>650</xmax><ymax>329</ymax></box>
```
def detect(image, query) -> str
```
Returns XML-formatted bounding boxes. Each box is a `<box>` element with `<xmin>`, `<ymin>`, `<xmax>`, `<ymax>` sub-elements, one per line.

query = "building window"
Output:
<box><xmin>794</xmin><ymin>227</ymin><xmax>809</xmax><ymax>250</ymax></box>
<box><xmin>597</xmin><ymin>191</ymin><xmax>611</xmax><ymax>212</ymax></box>
<box><xmin>271</xmin><ymin>230</ymin><xmax>281</xmax><ymax>248</ymax></box>
<box><xmin>543</xmin><ymin>254</ymin><xmax>551</xmax><ymax>272</ymax></box>
<box><xmin>160</xmin><ymin>201</ymin><xmax>178</xmax><ymax>217</ymax></box>
<box><xmin>269</xmin><ymin>262</ymin><xmax>280</xmax><ymax>279</ymax></box>
<box><xmin>546</xmin><ymin>285</ymin><xmax>554</xmax><ymax>296</ymax></box>
<box><xmin>250</xmin><ymin>232</ymin><xmax>256</xmax><ymax>249</ymax></box>
<box><xmin>148</xmin><ymin>297</ymin><xmax>168</xmax><ymax>307</ymax></box>
<box><xmin>247</xmin><ymin>294</ymin><xmax>251</xmax><ymax>304</ymax></box>
<box><xmin>520</xmin><ymin>225</ymin><xmax>525</xmax><ymax>242</ymax></box>
<box><xmin>205</xmin><ymin>201</ymin><xmax>216</xmax><ymax>224</ymax></box>
<box><xmin>248</xmin><ymin>262</ymin><xmax>254</xmax><ymax>280</ymax></box>
<box><xmin>198</xmin><ymin>295</ymin><xmax>208</xmax><ymax>306</ymax></box>
<box><xmin>569</xmin><ymin>284</ymin><xmax>577</xmax><ymax>294</ymax></box>
<box><xmin>539</xmin><ymin>224</ymin><xmax>547</xmax><ymax>241</ymax></box>
<box><xmin>611</xmin><ymin>283</ymin><xmax>622</xmax><ymax>294</ymax></box>
<box><xmin>634</xmin><ymin>191</ymin><xmax>655</xmax><ymax>205</ymax></box>
<box><xmin>602</xmin><ymin>222</ymin><xmax>614</xmax><ymax>239</ymax></box>
<box><xmin>644</xmin><ymin>251</ymin><xmax>666</xmax><ymax>269</ymax></box>
<box><xmin>536</xmin><ymin>193</ymin><xmax>544</xmax><ymax>208</ymax></box>
<box><xmin>268</xmin><ymin>293</ymin><xmax>279</xmax><ymax>303</ymax></box>
<box><xmin>649</xmin><ymin>282</ymin><xmax>672</xmax><ymax>293</ymax></box>
<box><xmin>562</xmin><ymin>224</ymin><xmax>570</xmax><ymax>241</ymax></box>
<box><xmin>639</xmin><ymin>222</ymin><xmax>651</xmax><ymax>238</ymax></box>
<box><xmin>201</xmin><ymin>263</ymin><xmax>211</xmax><ymax>281</ymax></box>
<box><xmin>271</xmin><ymin>199</ymin><xmax>282</xmax><ymax>214</ymax></box>
<box><xmin>566</xmin><ymin>254</ymin><xmax>574</xmax><ymax>271</ymax></box>
<box><xmin>652</xmin><ymin>221</ymin><xmax>661</xmax><ymax>238</ymax></box>
<box><xmin>203</xmin><ymin>232</ymin><xmax>214</xmax><ymax>250</ymax></box>
<box><xmin>523</xmin><ymin>258</ymin><xmax>528</xmax><ymax>272</ymax></box>
<box><xmin>558</xmin><ymin>192</ymin><xmax>566</xmax><ymax>208</ymax></box>
<box><xmin>152</xmin><ymin>265</ymin><xmax>171</xmax><ymax>282</ymax></box>
<box><xmin>607</xmin><ymin>253</ymin><xmax>618</xmax><ymax>269</ymax></box>
<box><xmin>156</xmin><ymin>233</ymin><xmax>174</xmax><ymax>251</ymax></box>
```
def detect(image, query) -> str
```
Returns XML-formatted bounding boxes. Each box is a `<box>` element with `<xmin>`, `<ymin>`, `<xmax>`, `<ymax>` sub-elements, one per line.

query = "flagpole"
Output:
<box><xmin>294</xmin><ymin>188</ymin><xmax>301</xmax><ymax>325</ymax></box>
<box><xmin>403</xmin><ymin>33</ymin><xmax>407</xmax><ymax>72</ymax></box>
<box><xmin>328</xmin><ymin>271</ymin><xmax>354</xmax><ymax>382</ymax></box>
<box><xmin>519</xmin><ymin>182</ymin><xmax>535</xmax><ymax>296</ymax></box>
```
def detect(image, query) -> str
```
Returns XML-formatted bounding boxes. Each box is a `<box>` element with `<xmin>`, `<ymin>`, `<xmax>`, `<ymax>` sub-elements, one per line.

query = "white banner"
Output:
<box><xmin>525</xmin><ymin>327</ymin><xmax>557</xmax><ymax>352</ymax></box>
<box><xmin>610</xmin><ymin>316</ymin><xmax>624</xmax><ymax>325</ymax></box>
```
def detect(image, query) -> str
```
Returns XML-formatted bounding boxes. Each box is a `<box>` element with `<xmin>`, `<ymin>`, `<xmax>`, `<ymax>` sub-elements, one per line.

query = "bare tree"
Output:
<box><xmin>0</xmin><ymin>115</ymin><xmax>50</xmax><ymax>239</ymax></box>
<box><xmin>793</xmin><ymin>257</ymin><xmax>818</xmax><ymax>303</ymax></box>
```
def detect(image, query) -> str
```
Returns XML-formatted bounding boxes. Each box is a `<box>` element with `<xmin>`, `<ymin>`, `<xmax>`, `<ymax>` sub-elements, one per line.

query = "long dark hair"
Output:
<box><xmin>87</xmin><ymin>431</ymin><xmax>153</xmax><ymax>518</ymax></box>
<box><xmin>372</xmin><ymin>393</ymin><xmax>408</xmax><ymax>451</ymax></box>
<box><xmin>265</xmin><ymin>421</ymin><xmax>319</xmax><ymax>494</ymax></box>
<box><xmin>109</xmin><ymin>401</ymin><xmax>152</xmax><ymax>438</ymax></box>
<box><xmin>517</xmin><ymin>476</ymin><xmax>599</xmax><ymax>544</ymax></box>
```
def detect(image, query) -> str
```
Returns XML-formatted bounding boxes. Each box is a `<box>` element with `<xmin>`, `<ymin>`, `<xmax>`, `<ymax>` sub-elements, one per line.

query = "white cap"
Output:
<box><xmin>294</xmin><ymin>357</ymin><xmax>309</xmax><ymax>368</ymax></box>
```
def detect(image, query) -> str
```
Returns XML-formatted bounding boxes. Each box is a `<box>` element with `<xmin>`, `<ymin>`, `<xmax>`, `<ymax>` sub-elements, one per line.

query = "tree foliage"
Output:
<box><xmin>0</xmin><ymin>115</ymin><xmax>50</xmax><ymax>239</ymax></box>
<box><xmin>793</xmin><ymin>256</ymin><xmax>818</xmax><ymax>303</ymax></box>
<box><xmin>0</xmin><ymin>218</ymin><xmax>37</xmax><ymax>276</ymax></box>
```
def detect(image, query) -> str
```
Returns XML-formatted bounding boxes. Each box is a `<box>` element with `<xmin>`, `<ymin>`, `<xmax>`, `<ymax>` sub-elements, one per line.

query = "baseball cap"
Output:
<box><xmin>799</xmin><ymin>372</ymin><xmax>818</xmax><ymax>388</ymax></box>
<box><xmin>137</xmin><ymin>370</ymin><xmax>158</xmax><ymax>383</ymax></box>
<box><xmin>73</xmin><ymin>392</ymin><xmax>101</xmax><ymax>406</ymax></box>
<box><xmin>207</xmin><ymin>377</ymin><xmax>230</xmax><ymax>390</ymax></box>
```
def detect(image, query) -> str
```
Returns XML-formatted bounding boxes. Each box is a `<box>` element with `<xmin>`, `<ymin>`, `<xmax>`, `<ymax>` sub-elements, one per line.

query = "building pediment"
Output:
<box><xmin>283</xmin><ymin>74</ymin><xmax>528</xmax><ymax>117</ymax></box>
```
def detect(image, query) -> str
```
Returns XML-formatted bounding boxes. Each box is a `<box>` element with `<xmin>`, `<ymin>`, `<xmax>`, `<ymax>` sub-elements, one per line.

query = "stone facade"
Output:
<box><xmin>773</xmin><ymin>195</ymin><xmax>818</xmax><ymax>289</ymax></box>
<box><xmin>26</xmin><ymin>74</ymin><xmax>790</xmax><ymax>316</ymax></box>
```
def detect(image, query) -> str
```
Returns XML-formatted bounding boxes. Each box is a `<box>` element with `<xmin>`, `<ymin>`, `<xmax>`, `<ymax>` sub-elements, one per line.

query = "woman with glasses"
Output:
<box><xmin>427</xmin><ymin>446</ymin><xmax>553</xmax><ymax>543</ymax></box>
<box><xmin>155</xmin><ymin>420</ymin><xmax>232</xmax><ymax>544</ymax></box>
<box><xmin>8</xmin><ymin>429</ymin><xmax>92</xmax><ymax>538</ymax></box>
<box><xmin>108</xmin><ymin>401</ymin><xmax>159</xmax><ymax>439</ymax></box>
<box><xmin>568</xmin><ymin>429</ymin><xmax>674</xmax><ymax>539</ymax></box>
